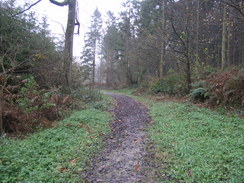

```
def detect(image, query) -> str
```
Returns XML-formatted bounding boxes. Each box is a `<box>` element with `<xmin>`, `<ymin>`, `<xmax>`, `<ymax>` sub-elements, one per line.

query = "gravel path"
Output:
<box><xmin>83</xmin><ymin>93</ymin><xmax>155</xmax><ymax>183</ymax></box>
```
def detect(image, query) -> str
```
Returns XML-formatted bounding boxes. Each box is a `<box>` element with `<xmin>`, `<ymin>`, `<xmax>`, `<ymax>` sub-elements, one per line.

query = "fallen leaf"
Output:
<box><xmin>60</xmin><ymin>167</ymin><xmax>68</xmax><ymax>172</ymax></box>
<box><xmin>133</xmin><ymin>138</ymin><xmax>140</xmax><ymax>144</ymax></box>
<box><xmin>135</xmin><ymin>164</ymin><xmax>141</xmax><ymax>171</ymax></box>
<box><xmin>69</xmin><ymin>158</ymin><xmax>77</xmax><ymax>164</ymax></box>
<box><xmin>78</xmin><ymin>124</ymin><xmax>84</xmax><ymax>128</ymax></box>
<box><xmin>187</xmin><ymin>169</ymin><xmax>192</xmax><ymax>177</ymax></box>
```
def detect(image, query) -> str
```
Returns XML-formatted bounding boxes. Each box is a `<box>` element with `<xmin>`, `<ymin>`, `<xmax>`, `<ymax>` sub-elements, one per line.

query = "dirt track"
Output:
<box><xmin>83</xmin><ymin>93</ymin><xmax>155</xmax><ymax>183</ymax></box>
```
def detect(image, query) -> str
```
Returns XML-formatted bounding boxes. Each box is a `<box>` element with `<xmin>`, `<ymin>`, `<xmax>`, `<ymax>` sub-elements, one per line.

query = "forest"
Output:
<box><xmin>95</xmin><ymin>0</ymin><xmax>244</xmax><ymax>103</ymax></box>
<box><xmin>0</xmin><ymin>0</ymin><xmax>244</xmax><ymax>182</ymax></box>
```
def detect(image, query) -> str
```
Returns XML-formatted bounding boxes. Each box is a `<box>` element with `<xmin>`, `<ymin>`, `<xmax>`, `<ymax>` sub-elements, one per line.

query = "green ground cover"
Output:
<box><xmin>0</xmin><ymin>96</ymin><xmax>112</xmax><ymax>183</ymax></box>
<box><xmin>150</xmin><ymin>102</ymin><xmax>244</xmax><ymax>182</ymax></box>
<box><xmin>115</xmin><ymin>89</ymin><xmax>244</xmax><ymax>182</ymax></box>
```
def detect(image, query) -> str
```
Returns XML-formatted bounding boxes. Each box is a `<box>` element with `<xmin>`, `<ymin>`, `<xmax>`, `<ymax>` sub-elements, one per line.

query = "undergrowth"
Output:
<box><xmin>0</xmin><ymin>95</ymin><xmax>112</xmax><ymax>183</ymax></box>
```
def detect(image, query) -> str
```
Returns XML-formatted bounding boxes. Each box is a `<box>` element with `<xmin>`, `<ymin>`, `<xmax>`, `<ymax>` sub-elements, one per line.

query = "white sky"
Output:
<box><xmin>17</xmin><ymin>0</ymin><xmax>125</xmax><ymax>57</ymax></box>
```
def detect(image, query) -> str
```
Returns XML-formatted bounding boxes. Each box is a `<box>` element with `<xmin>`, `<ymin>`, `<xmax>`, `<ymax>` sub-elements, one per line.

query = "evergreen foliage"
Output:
<box><xmin>0</xmin><ymin>0</ymin><xmax>63</xmax><ymax>87</ymax></box>
<box><xmin>81</xmin><ymin>8</ymin><xmax>102</xmax><ymax>83</ymax></box>
<box><xmin>189</xmin><ymin>87</ymin><xmax>209</xmax><ymax>102</ymax></box>
<box><xmin>151</xmin><ymin>73</ymin><xmax>188</xmax><ymax>95</ymax></box>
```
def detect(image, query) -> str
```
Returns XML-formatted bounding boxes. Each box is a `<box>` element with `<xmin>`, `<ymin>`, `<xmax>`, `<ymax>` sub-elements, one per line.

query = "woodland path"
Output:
<box><xmin>83</xmin><ymin>93</ymin><xmax>156</xmax><ymax>183</ymax></box>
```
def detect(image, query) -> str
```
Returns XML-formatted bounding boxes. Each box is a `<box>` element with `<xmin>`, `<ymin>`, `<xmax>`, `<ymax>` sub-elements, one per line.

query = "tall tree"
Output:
<box><xmin>102</xmin><ymin>12</ymin><xmax>122</xmax><ymax>86</ymax></box>
<box><xmin>81</xmin><ymin>8</ymin><xmax>102</xmax><ymax>83</ymax></box>
<box><xmin>221</xmin><ymin>1</ymin><xmax>227</xmax><ymax>69</ymax></box>
<box><xmin>159</xmin><ymin>0</ymin><xmax>166</xmax><ymax>78</ymax></box>
<box><xmin>98</xmin><ymin>0</ymin><xmax>244</xmax><ymax>89</ymax></box>
<box><xmin>49</xmin><ymin>0</ymin><xmax>79</xmax><ymax>86</ymax></box>
<box><xmin>196</xmin><ymin>0</ymin><xmax>200</xmax><ymax>63</ymax></box>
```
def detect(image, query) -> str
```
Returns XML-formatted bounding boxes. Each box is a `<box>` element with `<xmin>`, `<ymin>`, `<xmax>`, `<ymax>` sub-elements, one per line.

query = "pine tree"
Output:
<box><xmin>81</xmin><ymin>8</ymin><xmax>102</xmax><ymax>83</ymax></box>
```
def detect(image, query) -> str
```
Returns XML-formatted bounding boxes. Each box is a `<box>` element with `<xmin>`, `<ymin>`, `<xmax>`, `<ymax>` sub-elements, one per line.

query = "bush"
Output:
<box><xmin>59</xmin><ymin>86</ymin><xmax>102</xmax><ymax>104</ymax></box>
<box><xmin>150</xmin><ymin>73</ymin><xmax>188</xmax><ymax>95</ymax></box>
<box><xmin>189</xmin><ymin>87</ymin><xmax>209</xmax><ymax>102</ymax></box>
<box><xmin>207</xmin><ymin>68</ymin><xmax>244</xmax><ymax>106</ymax></box>
<box><xmin>189</xmin><ymin>80</ymin><xmax>209</xmax><ymax>102</ymax></box>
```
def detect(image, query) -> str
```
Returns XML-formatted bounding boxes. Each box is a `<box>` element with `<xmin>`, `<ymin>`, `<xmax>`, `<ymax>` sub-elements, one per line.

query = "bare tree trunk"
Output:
<box><xmin>50</xmin><ymin>0</ymin><xmax>76</xmax><ymax>86</ymax></box>
<box><xmin>221</xmin><ymin>2</ymin><xmax>227</xmax><ymax>70</ymax></box>
<box><xmin>0</xmin><ymin>75</ymin><xmax>8</xmax><ymax>136</ymax></box>
<box><xmin>159</xmin><ymin>0</ymin><xmax>166</xmax><ymax>78</ymax></box>
<box><xmin>241</xmin><ymin>21</ymin><xmax>244</xmax><ymax>65</ymax></box>
<box><xmin>0</xmin><ymin>85</ymin><xmax>3</xmax><ymax>136</ymax></box>
<box><xmin>186</xmin><ymin>61</ymin><xmax>191</xmax><ymax>93</ymax></box>
<box><xmin>63</xmin><ymin>0</ymin><xmax>76</xmax><ymax>86</ymax></box>
<box><xmin>92</xmin><ymin>41</ymin><xmax>96</xmax><ymax>83</ymax></box>
<box><xmin>196</xmin><ymin>0</ymin><xmax>200</xmax><ymax>63</ymax></box>
<box><xmin>186</xmin><ymin>33</ymin><xmax>192</xmax><ymax>93</ymax></box>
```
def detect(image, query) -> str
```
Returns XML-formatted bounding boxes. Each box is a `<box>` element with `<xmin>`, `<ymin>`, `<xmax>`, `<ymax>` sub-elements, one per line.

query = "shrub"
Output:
<box><xmin>207</xmin><ymin>68</ymin><xmax>244</xmax><ymax>106</ymax></box>
<box><xmin>189</xmin><ymin>87</ymin><xmax>209</xmax><ymax>102</ymax></box>
<box><xmin>150</xmin><ymin>73</ymin><xmax>188</xmax><ymax>95</ymax></box>
<box><xmin>59</xmin><ymin>86</ymin><xmax>102</xmax><ymax>104</ymax></box>
<box><xmin>189</xmin><ymin>80</ymin><xmax>209</xmax><ymax>102</ymax></box>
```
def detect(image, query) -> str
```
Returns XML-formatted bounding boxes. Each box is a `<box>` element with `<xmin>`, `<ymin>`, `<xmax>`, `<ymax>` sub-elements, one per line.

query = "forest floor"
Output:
<box><xmin>1</xmin><ymin>90</ymin><xmax>243</xmax><ymax>182</ymax></box>
<box><xmin>82</xmin><ymin>93</ymin><xmax>160</xmax><ymax>182</ymax></box>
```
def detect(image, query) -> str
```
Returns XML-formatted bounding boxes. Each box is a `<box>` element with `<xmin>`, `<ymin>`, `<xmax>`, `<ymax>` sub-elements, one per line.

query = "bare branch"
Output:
<box><xmin>170</xmin><ymin>16</ymin><xmax>187</xmax><ymax>50</ymax></box>
<box><xmin>221</xmin><ymin>0</ymin><xmax>244</xmax><ymax>18</ymax></box>
<box><xmin>168</xmin><ymin>44</ymin><xmax>187</xmax><ymax>59</ymax></box>
<box><xmin>12</xmin><ymin>0</ymin><xmax>43</xmax><ymax>17</ymax></box>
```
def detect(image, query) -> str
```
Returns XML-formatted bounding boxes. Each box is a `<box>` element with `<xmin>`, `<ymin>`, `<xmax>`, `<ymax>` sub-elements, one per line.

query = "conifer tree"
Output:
<box><xmin>81</xmin><ymin>8</ymin><xmax>102</xmax><ymax>83</ymax></box>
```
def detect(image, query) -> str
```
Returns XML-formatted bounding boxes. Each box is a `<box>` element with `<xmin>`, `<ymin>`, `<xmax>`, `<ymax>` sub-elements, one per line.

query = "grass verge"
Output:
<box><xmin>0</xmin><ymin>95</ymin><xmax>112</xmax><ymax>183</ymax></box>
<box><xmin>112</xmin><ymin>89</ymin><xmax>244</xmax><ymax>182</ymax></box>
<box><xmin>150</xmin><ymin>102</ymin><xmax>244</xmax><ymax>182</ymax></box>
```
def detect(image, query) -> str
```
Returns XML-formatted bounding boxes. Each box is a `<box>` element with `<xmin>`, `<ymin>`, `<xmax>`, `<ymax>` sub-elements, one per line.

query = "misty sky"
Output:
<box><xmin>18</xmin><ymin>0</ymin><xmax>125</xmax><ymax>57</ymax></box>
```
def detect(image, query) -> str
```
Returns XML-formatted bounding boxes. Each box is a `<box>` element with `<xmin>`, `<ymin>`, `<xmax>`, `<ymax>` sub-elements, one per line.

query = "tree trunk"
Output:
<box><xmin>159</xmin><ymin>0</ymin><xmax>166</xmax><ymax>78</ymax></box>
<box><xmin>196</xmin><ymin>0</ymin><xmax>200</xmax><ymax>63</ymax></box>
<box><xmin>92</xmin><ymin>41</ymin><xmax>96</xmax><ymax>83</ymax></box>
<box><xmin>241</xmin><ymin>20</ymin><xmax>244</xmax><ymax>65</ymax></box>
<box><xmin>186</xmin><ymin>35</ymin><xmax>192</xmax><ymax>93</ymax></box>
<box><xmin>63</xmin><ymin>0</ymin><xmax>76</xmax><ymax>86</ymax></box>
<box><xmin>0</xmin><ymin>85</ymin><xmax>3</xmax><ymax>136</ymax></box>
<box><xmin>186</xmin><ymin>60</ymin><xmax>191</xmax><ymax>93</ymax></box>
<box><xmin>221</xmin><ymin>3</ymin><xmax>227</xmax><ymax>70</ymax></box>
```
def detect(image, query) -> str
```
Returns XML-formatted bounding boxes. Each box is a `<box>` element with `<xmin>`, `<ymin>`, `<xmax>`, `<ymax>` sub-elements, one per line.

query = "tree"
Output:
<box><xmin>101</xmin><ymin>11</ymin><xmax>124</xmax><ymax>86</ymax></box>
<box><xmin>49</xmin><ymin>0</ymin><xmax>79</xmax><ymax>86</ymax></box>
<box><xmin>221</xmin><ymin>1</ymin><xmax>228</xmax><ymax>69</ymax></box>
<box><xmin>81</xmin><ymin>8</ymin><xmax>102</xmax><ymax>83</ymax></box>
<box><xmin>195</xmin><ymin>0</ymin><xmax>200</xmax><ymax>63</ymax></box>
<box><xmin>159</xmin><ymin>0</ymin><xmax>166</xmax><ymax>78</ymax></box>
<box><xmin>98</xmin><ymin>0</ymin><xmax>244</xmax><ymax>90</ymax></box>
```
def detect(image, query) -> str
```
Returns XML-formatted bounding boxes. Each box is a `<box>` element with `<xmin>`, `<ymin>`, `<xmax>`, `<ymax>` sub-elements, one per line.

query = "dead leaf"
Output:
<box><xmin>78</xmin><ymin>123</ymin><xmax>84</xmax><ymax>128</ymax></box>
<box><xmin>60</xmin><ymin>167</ymin><xmax>68</xmax><ymax>172</ymax></box>
<box><xmin>66</xmin><ymin>123</ymin><xmax>75</xmax><ymax>126</ymax></box>
<box><xmin>69</xmin><ymin>158</ymin><xmax>77</xmax><ymax>164</ymax></box>
<box><xmin>133</xmin><ymin>138</ymin><xmax>140</xmax><ymax>144</ymax></box>
<box><xmin>62</xmin><ymin>95</ymin><xmax>72</xmax><ymax>104</ymax></box>
<box><xmin>187</xmin><ymin>169</ymin><xmax>192</xmax><ymax>177</ymax></box>
<box><xmin>135</xmin><ymin>164</ymin><xmax>141</xmax><ymax>171</ymax></box>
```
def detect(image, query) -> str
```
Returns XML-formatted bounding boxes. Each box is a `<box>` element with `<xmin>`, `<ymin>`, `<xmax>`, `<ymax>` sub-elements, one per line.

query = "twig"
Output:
<box><xmin>12</xmin><ymin>0</ymin><xmax>43</xmax><ymax>17</ymax></box>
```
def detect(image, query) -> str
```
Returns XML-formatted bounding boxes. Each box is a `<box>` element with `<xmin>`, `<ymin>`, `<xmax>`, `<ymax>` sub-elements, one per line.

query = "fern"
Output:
<box><xmin>189</xmin><ymin>87</ymin><xmax>209</xmax><ymax>102</ymax></box>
